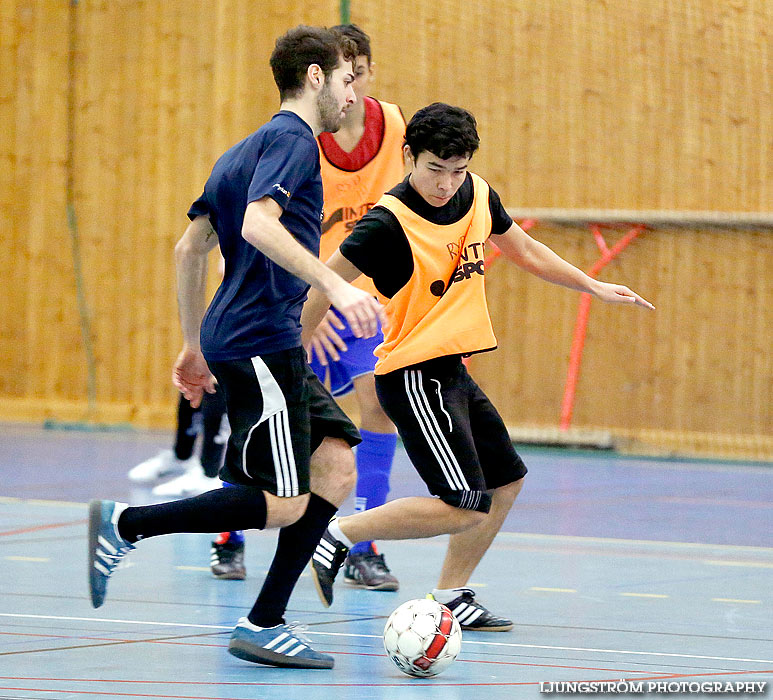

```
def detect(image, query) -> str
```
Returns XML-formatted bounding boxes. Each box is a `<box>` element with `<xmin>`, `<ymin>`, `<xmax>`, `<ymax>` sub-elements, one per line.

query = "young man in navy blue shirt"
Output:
<box><xmin>87</xmin><ymin>26</ymin><xmax>382</xmax><ymax>670</ymax></box>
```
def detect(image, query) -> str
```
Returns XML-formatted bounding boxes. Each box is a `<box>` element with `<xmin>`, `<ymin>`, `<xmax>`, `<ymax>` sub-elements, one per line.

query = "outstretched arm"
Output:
<box><xmin>173</xmin><ymin>215</ymin><xmax>219</xmax><ymax>407</ymax></box>
<box><xmin>494</xmin><ymin>221</ymin><xmax>655</xmax><ymax>309</ymax></box>
<box><xmin>243</xmin><ymin>197</ymin><xmax>383</xmax><ymax>337</ymax></box>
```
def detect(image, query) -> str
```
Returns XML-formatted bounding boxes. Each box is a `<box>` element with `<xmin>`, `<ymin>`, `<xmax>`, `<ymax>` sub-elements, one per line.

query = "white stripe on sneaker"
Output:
<box><xmin>285</xmin><ymin>643</ymin><xmax>307</xmax><ymax>657</ymax></box>
<box><xmin>263</xmin><ymin>632</ymin><xmax>289</xmax><ymax>650</ymax></box>
<box><xmin>318</xmin><ymin>538</ymin><xmax>337</xmax><ymax>555</ymax></box>
<box><xmin>276</xmin><ymin>638</ymin><xmax>301</xmax><ymax>654</ymax></box>
<box><xmin>313</xmin><ymin>552</ymin><xmax>333</xmax><ymax>568</ymax></box>
<box><xmin>461</xmin><ymin>608</ymin><xmax>485</xmax><ymax>625</ymax></box>
<box><xmin>94</xmin><ymin>561</ymin><xmax>110</xmax><ymax>576</ymax></box>
<box><xmin>98</xmin><ymin>536</ymin><xmax>117</xmax><ymax>555</ymax></box>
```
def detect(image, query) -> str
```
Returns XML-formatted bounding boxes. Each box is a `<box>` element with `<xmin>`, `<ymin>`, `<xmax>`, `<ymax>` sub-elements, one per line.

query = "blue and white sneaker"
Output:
<box><xmin>88</xmin><ymin>500</ymin><xmax>134</xmax><ymax>608</ymax></box>
<box><xmin>228</xmin><ymin>618</ymin><xmax>334</xmax><ymax>669</ymax></box>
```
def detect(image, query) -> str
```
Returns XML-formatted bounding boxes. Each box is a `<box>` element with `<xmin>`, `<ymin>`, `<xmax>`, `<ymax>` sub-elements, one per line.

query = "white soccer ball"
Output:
<box><xmin>383</xmin><ymin>598</ymin><xmax>462</xmax><ymax>677</ymax></box>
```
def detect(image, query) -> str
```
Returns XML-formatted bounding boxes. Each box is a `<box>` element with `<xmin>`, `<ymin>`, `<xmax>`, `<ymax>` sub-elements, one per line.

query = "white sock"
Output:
<box><xmin>237</xmin><ymin>617</ymin><xmax>279</xmax><ymax>632</ymax></box>
<box><xmin>432</xmin><ymin>587</ymin><xmax>468</xmax><ymax>604</ymax></box>
<box><xmin>111</xmin><ymin>502</ymin><xmax>129</xmax><ymax>542</ymax></box>
<box><xmin>328</xmin><ymin>518</ymin><xmax>355</xmax><ymax>549</ymax></box>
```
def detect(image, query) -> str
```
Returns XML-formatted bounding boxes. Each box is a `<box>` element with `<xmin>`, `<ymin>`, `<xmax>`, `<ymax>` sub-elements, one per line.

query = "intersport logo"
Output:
<box><xmin>430</xmin><ymin>240</ymin><xmax>485</xmax><ymax>297</ymax></box>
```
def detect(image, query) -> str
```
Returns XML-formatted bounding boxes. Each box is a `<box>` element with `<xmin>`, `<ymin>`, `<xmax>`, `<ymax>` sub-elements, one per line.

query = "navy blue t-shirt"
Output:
<box><xmin>188</xmin><ymin>111</ymin><xmax>323</xmax><ymax>360</ymax></box>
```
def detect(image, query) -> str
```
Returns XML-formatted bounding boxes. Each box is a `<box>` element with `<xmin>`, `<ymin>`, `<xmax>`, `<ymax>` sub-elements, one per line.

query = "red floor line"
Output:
<box><xmin>3</xmin><ymin>669</ymin><xmax>770</xmax><ymax>687</ymax></box>
<box><xmin>0</xmin><ymin>518</ymin><xmax>86</xmax><ymax>536</ymax></box>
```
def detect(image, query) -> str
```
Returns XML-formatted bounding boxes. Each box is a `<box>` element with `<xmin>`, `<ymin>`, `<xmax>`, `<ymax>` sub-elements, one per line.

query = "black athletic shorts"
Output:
<box><xmin>375</xmin><ymin>355</ymin><xmax>527</xmax><ymax>513</ymax></box>
<box><xmin>208</xmin><ymin>346</ymin><xmax>361</xmax><ymax>496</ymax></box>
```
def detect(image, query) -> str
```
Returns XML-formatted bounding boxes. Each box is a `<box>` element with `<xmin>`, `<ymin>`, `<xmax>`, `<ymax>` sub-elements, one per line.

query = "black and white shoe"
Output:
<box><xmin>434</xmin><ymin>588</ymin><xmax>513</xmax><ymax>631</ymax></box>
<box><xmin>310</xmin><ymin>528</ymin><xmax>349</xmax><ymax>607</ymax></box>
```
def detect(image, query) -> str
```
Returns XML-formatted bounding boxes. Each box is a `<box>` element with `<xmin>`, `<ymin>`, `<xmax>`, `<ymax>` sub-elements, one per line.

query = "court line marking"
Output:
<box><xmin>0</xmin><ymin>519</ymin><xmax>86</xmax><ymax>537</ymax></box>
<box><xmin>0</xmin><ymin>669</ymin><xmax>771</xmax><ymax>695</ymax></box>
<box><xmin>496</xmin><ymin>531</ymin><xmax>773</xmax><ymax>554</ymax></box>
<box><xmin>1</xmin><ymin>614</ymin><xmax>771</xmax><ymax>665</ymax></box>
<box><xmin>3</xmin><ymin>497</ymin><xmax>772</xmax><ymax>555</ymax></box>
<box><xmin>712</xmin><ymin>598</ymin><xmax>762</xmax><ymax>604</ymax></box>
<box><xmin>530</xmin><ymin>587</ymin><xmax>577</xmax><ymax>593</ymax></box>
<box><xmin>620</xmin><ymin>593</ymin><xmax>670</xmax><ymax>599</ymax></box>
<box><xmin>4</xmin><ymin>556</ymin><xmax>50</xmax><ymax>562</ymax></box>
<box><xmin>704</xmin><ymin>560</ymin><xmax>773</xmax><ymax>569</ymax></box>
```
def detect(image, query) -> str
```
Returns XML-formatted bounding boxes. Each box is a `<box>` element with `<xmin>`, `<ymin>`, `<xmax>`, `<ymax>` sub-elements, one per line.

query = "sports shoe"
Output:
<box><xmin>433</xmin><ymin>588</ymin><xmax>513</xmax><ymax>631</ymax></box>
<box><xmin>228</xmin><ymin>618</ymin><xmax>334</xmax><ymax>669</ymax></box>
<box><xmin>152</xmin><ymin>466</ymin><xmax>218</xmax><ymax>497</ymax></box>
<box><xmin>128</xmin><ymin>449</ymin><xmax>197</xmax><ymax>483</ymax></box>
<box><xmin>310</xmin><ymin>528</ymin><xmax>349</xmax><ymax>607</ymax></box>
<box><xmin>343</xmin><ymin>545</ymin><xmax>399</xmax><ymax>591</ymax></box>
<box><xmin>88</xmin><ymin>500</ymin><xmax>135</xmax><ymax>608</ymax></box>
<box><xmin>211</xmin><ymin>540</ymin><xmax>246</xmax><ymax>580</ymax></box>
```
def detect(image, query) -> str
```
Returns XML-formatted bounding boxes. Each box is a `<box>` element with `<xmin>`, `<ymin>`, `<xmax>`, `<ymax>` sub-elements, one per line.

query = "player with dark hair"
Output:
<box><xmin>306</xmin><ymin>102</ymin><xmax>654</xmax><ymax>630</ymax></box>
<box><xmin>212</xmin><ymin>24</ymin><xmax>406</xmax><ymax>590</ymax></box>
<box><xmin>86</xmin><ymin>25</ymin><xmax>382</xmax><ymax>670</ymax></box>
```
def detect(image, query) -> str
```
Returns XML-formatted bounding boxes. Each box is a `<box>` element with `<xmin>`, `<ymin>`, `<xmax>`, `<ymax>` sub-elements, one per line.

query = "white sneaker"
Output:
<box><xmin>152</xmin><ymin>465</ymin><xmax>219</xmax><ymax>497</ymax></box>
<box><xmin>128</xmin><ymin>449</ymin><xmax>197</xmax><ymax>483</ymax></box>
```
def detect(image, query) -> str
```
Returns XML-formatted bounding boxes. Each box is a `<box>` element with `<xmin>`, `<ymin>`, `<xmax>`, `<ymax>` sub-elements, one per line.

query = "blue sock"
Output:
<box><xmin>349</xmin><ymin>429</ymin><xmax>397</xmax><ymax>555</ymax></box>
<box><xmin>221</xmin><ymin>481</ymin><xmax>245</xmax><ymax>544</ymax></box>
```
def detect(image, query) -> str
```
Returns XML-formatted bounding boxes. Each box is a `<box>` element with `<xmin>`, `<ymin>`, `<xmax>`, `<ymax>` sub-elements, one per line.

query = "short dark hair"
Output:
<box><xmin>404</xmin><ymin>103</ymin><xmax>480</xmax><ymax>160</ymax></box>
<box><xmin>270</xmin><ymin>25</ymin><xmax>357</xmax><ymax>101</ymax></box>
<box><xmin>331</xmin><ymin>24</ymin><xmax>372</xmax><ymax>64</ymax></box>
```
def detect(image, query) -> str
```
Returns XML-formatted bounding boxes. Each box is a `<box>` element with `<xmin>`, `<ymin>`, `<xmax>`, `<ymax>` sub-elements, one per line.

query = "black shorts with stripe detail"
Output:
<box><xmin>208</xmin><ymin>346</ymin><xmax>361</xmax><ymax>496</ymax></box>
<box><xmin>375</xmin><ymin>355</ymin><xmax>527</xmax><ymax>513</ymax></box>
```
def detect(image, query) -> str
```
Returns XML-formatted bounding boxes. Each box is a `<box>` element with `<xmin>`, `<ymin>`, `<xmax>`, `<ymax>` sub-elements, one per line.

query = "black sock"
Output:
<box><xmin>248</xmin><ymin>493</ymin><xmax>337</xmax><ymax>628</ymax></box>
<box><xmin>117</xmin><ymin>485</ymin><xmax>267</xmax><ymax>543</ymax></box>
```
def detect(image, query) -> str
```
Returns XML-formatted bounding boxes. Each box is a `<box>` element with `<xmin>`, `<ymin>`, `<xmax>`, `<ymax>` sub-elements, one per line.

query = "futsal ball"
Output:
<box><xmin>383</xmin><ymin>598</ymin><xmax>462</xmax><ymax>677</ymax></box>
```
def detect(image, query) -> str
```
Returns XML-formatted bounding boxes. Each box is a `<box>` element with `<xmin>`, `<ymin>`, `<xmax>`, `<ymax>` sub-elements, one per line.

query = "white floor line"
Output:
<box><xmin>1</xmin><ymin>613</ymin><xmax>771</xmax><ymax>665</ymax></box>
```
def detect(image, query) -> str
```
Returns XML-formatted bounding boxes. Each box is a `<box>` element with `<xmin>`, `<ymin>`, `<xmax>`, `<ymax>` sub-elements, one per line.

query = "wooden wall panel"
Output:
<box><xmin>354</xmin><ymin>0</ymin><xmax>772</xmax><ymax>212</ymax></box>
<box><xmin>1</xmin><ymin>0</ymin><xmax>770</xmax><ymax>458</ymax></box>
<box><xmin>472</xmin><ymin>225</ymin><xmax>773</xmax><ymax>448</ymax></box>
<box><xmin>2</xmin><ymin>1</ymin><xmax>80</xmax><ymax>403</ymax></box>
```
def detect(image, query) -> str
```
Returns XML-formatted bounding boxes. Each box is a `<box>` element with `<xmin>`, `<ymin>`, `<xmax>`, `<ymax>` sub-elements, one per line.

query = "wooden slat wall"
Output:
<box><xmin>471</xmin><ymin>225</ymin><xmax>773</xmax><ymax>458</ymax></box>
<box><xmin>359</xmin><ymin>0</ymin><xmax>771</xmax><ymax>211</ymax></box>
<box><xmin>2</xmin><ymin>0</ymin><xmax>771</xmax><ymax>458</ymax></box>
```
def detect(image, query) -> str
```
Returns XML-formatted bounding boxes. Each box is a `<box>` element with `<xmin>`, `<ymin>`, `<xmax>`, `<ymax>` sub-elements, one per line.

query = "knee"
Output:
<box><xmin>265</xmin><ymin>492</ymin><xmax>309</xmax><ymax>528</ymax></box>
<box><xmin>310</xmin><ymin>439</ymin><xmax>356</xmax><ymax>492</ymax></box>
<box><xmin>495</xmin><ymin>477</ymin><xmax>525</xmax><ymax>505</ymax></box>
<box><xmin>358</xmin><ymin>400</ymin><xmax>394</xmax><ymax>434</ymax></box>
<box><xmin>446</xmin><ymin>505</ymin><xmax>488</xmax><ymax>533</ymax></box>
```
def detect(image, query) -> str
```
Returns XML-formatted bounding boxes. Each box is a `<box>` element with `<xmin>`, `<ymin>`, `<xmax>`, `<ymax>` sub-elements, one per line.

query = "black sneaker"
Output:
<box><xmin>343</xmin><ymin>545</ymin><xmax>399</xmax><ymax>591</ymax></box>
<box><xmin>310</xmin><ymin>527</ymin><xmax>349</xmax><ymax>607</ymax></box>
<box><xmin>438</xmin><ymin>588</ymin><xmax>513</xmax><ymax>631</ymax></box>
<box><xmin>210</xmin><ymin>540</ymin><xmax>246</xmax><ymax>580</ymax></box>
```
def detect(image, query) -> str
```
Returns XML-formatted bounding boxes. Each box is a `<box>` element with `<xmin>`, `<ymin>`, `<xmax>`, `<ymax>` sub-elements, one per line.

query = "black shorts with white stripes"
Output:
<box><xmin>375</xmin><ymin>355</ymin><xmax>527</xmax><ymax>513</ymax></box>
<box><xmin>208</xmin><ymin>346</ymin><xmax>361</xmax><ymax>496</ymax></box>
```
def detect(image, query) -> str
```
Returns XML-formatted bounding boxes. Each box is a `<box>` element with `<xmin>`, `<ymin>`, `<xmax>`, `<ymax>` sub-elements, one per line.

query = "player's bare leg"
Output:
<box><xmin>437</xmin><ymin>478</ymin><xmax>523</xmax><ymax>588</ymax></box>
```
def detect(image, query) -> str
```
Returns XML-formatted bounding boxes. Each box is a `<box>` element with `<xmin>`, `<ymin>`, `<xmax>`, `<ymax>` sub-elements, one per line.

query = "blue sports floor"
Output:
<box><xmin>0</xmin><ymin>423</ymin><xmax>771</xmax><ymax>699</ymax></box>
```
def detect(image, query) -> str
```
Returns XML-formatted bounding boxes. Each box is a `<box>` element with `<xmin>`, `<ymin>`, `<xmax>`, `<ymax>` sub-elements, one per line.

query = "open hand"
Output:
<box><xmin>593</xmin><ymin>281</ymin><xmax>655</xmax><ymax>310</ymax></box>
<box><xmin>306</xmin><ymin>310</ymin><xmax>348</xmax><ymax>367</ymax></box>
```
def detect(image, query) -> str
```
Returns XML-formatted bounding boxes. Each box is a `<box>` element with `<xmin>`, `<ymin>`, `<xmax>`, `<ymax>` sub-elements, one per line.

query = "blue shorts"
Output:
<box><xmin>308</xmin><ymin>310</ymin><xmax>383</xmax><ymax>397</ymax></box>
